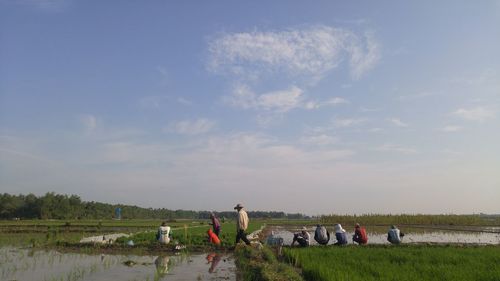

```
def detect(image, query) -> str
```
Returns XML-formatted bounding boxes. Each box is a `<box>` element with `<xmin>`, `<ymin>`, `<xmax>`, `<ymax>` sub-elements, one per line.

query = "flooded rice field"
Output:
<box><xmin>0</xmin><ymin>247</ymin><xmax>236</xmax><ymax>281</ymax></box>
<box><xmin>268</xmin><ymin>225</ymin><xmax>500</xmax><ymax>246</ymax></box>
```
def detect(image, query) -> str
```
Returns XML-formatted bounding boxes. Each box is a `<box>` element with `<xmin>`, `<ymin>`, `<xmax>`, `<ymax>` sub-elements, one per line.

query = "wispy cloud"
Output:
<box><xmin>208</xmin><ymin>25</ymin><xmax>380</xmax><ymax>81</ymax></box>
<box><xmin>304</xmin><ymin>97</ymin><xmax>349</xmax><ymax>110</ymax></box>
<box><xmin>388</xmin><ymin>118</ymin><xmax>408</xmax><ymax>127</ymax></box>
<box><xmin>13</xmin><ymin>0</ymin><xmax>73</xmax><ymax>12</ymax></box>
<box><xmin>398</xmin><ymin>91</ymin><xmax>439</xmax><ymax>101</ymax></box>
<box><xmin>441</xmin><ymin>125</ymin><xmax>462</xmax><ymax>133</ymax></box>
<box><xmin>300</xmin><ymin>134</ymin><xmax>339</xmax><ymax>146</ymax></box>
<box><xmin>224</xmin><ymin>84</ymin><xmax>303</xmax><ymax>113</ymax></box>
<box><xmin>452</xmin><ymin>107</ymin><xmax>496</xmax><ymax>122</ymax></box>
<box><xmin>333</xmin><ymin>118</ymin><xmax>366</xmax><ymax>128</ymax></box>
<box><xmin>79</xmin><ymin>114</ymin><xmax>97</xmax><ymax>132</ymax></box>
<box><xmin>176</xmin><ymin>97</ymin><xmax>193</xmax><ymax>105</ymax></box>
<box><xmin>166</xmin><ymin>118</ymin><xmax>216</xmax><ymax>135</ymax></box>
<box><xmin>376</xmin><ymin>144</ymin><xmax>418</xmax><ymax>154</ymax></box>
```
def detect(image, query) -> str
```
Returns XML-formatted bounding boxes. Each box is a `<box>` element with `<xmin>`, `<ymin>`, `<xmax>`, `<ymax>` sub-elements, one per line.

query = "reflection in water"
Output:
<box><xmin>206</xmin><ymin>252</ymin><xmax>221</xmax><ymax>273</ymax></box>
<box><xmin>155</xmin><ymin>255</ymin><xmax>170</xmax><ymax>276</ymax></box>
<box><xmin>0</xmin><ymin>247</ymin><xmax>236</xmax><ymax>281</ymax></box>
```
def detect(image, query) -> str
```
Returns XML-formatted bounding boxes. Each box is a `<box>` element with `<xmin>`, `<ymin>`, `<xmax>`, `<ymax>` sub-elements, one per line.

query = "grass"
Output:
<box><xmin>284</xmin><ymin>245</ymin><xmax>500</xmax><ymax>281</ymax></box>
<box><xmin>235</xmin><ymin>245</ymin><xmax>303</xmax><ymax>281</ymax></box>
<box><xmin>320</xmin><ymin>214</ymin><xmax>500</xmax><ymax>226</ymax></box>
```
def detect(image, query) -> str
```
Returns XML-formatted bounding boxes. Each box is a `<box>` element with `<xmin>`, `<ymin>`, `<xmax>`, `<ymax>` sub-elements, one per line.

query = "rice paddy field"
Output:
<box><xmin>284</xmin><ymin>245</ymin><xmax>500</xmax><ymax>281</ymax></box>
<box><xmin>1</xmin><ymin>216</ymin><xmax>499</xmax><ymax>281</ymax></box>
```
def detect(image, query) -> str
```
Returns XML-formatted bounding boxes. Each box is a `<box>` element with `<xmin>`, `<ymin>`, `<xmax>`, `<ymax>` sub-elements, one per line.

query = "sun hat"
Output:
<box><xmin>234</xmin><ymin>203</ymin><xmax>244</xmax><ymax>209</ymax></box>
<box><xmin>334</xmin><ymin>223</ymin><xmax>346</xmax><ymax>233</ymax></box>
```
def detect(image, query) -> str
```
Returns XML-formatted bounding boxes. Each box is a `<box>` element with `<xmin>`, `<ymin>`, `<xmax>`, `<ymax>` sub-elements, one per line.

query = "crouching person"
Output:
<box><xmin>353</xmin><ymin>223</ymin><xmax>368</xmax><ymax>245</ymax></box>
<box><xmin>292</xmin><ymin>227</ymin><xmax>310</xmax><ymax>247</ymax></box>
<box><xmin>334</xmin><ymin>224</ymin><xmax>348</xmax><ymax>246</ymax></box>
<box><xmin>157</xmin><ymin>222</ymin><xmax>172</xmax><ymax>244</ymax></box>
<box><xmin>387</xmin><ymin>225</ymin><xmax>405</xmax><ymax>244</ymax></box>
<box><xmin>314</xmin><ymin>224</ymin><xmax>330</xmax><ymax>245</ymax></box>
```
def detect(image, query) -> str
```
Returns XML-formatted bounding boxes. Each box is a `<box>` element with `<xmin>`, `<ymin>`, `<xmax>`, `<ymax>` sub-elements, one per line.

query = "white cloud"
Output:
<box><xmin>441</xmin><ymin>126</ymin><xmax>462</xmax><ymax>132</ymax></box>
<box><xmin>140</xmin><ymin>96</ymin><xmax>165</xmax><ymax>109</ymax></box>
<box><xmin>177</xmin><ymin>97</ymin><xmax>192</xmax><ymax>105</ymax></box>
<box><xmin>258</xmin><ymin>86</ymin><xmax>303</xmax><ymax>112</ymax></box>
<box><xmin>376</xmin><ymin>144</ymin><xmax>418</xmax><ymax>154</ymax></box>
<box><xmin>166</xmin><ymin>118</ymin><xmax>216</xmax><ymax>135</ymax></box>
<box><xmin>333</xmin><ymin>118</ymin><xmax>366</xmax><ymax>128</ymax></box>
<box><xmin>388</xmin><ymin>118</ymin><xmax>408</xmax><ymax>127</ymax></box>
<box><xmin>208</xmin><ymin>25</ymin><xmax>380</xmax><ymax>81</ymax></box>
<box><xmin>348</xmin><ymin>31</ymin><xmax>380</xmax><ymax>80</ymax></box>
<box><xmin>360</xmin><ymin>107</ymin><xmax>381</xmax><ymax>112</ymax></box>
<box><xmin>453</xmin><ymin>107</ymin><xmax>496</xmax><ymax>122</ymax></box>
<box><xmin>225</xmin><ymin>85</ymin><xmax>303</xmax><ymax>113</ymax></box>
<box><xmin>303</xmin><ymin>97</ymin><xmax>349</xmax><ymax>110</ymax></box>
<box><xmin>300</xmin><ymin>134</ymin><xmax>339</xmax><ymax>146</ymax></box>
<box><xmin>326</xmin><ymin>97</ymin><xmax>349</xmax><ymax>105</ymax></box>
<box><xmin>398</xmin><ymin>91</ymin><xmax>439</xmax><ymax>101</ymax></box>
<box><xmin>80</xmin><ymin>114</ymin><xmax>97</xmax><ymax>131</ymax></box>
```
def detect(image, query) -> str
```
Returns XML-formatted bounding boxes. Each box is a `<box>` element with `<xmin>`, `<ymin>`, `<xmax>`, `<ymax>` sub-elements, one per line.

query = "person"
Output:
<box><xmin>333</xmin><ymin>223</ymin><xmax>348</xmax><ymax>245</ymax></box>
<box><xmin>207</xmin><ymin>228</ymin><xmax>221</xmax><ymax>245</ymax></box>
<box><xmin>234</xmin><ymin>203</ymin><xmax>251</xmax><ymax>245</ymax></box>
<box><xmin>387</xmin><ymin>225</ymin><xmax>405</xmax><ymax>244</ymax></box>
<box><xmin>352</xmin><ymin>223</ymin><xmax>368</xmax><ymax>245</ymax></box>
<box><xmin>157</xmin><ymin>222</ymin><xmax>172</xmax><ymax>244</ymax></box>
<box><xmin>314</xmin><ymin>224</ymin><xmax>330</xmax><ymax>245</ymax></box>
<box><xmin>209</xmin><ymin>212</ymin><xmax>221</xmax><ymax>237</ymax></box>
<box><xmin>291</xmin><ymin>227</ymin><xmax>310</xmax><ymax>247</ymax></box>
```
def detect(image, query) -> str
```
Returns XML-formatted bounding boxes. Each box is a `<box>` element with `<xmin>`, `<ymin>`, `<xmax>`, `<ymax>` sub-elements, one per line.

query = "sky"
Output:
<box><xmin>1</xmin><ymin>0</ymin><xmax>499</xmax><ymax>215</ymax></box>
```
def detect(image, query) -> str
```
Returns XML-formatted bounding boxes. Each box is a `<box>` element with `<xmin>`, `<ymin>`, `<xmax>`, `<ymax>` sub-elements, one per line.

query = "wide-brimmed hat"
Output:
<box><xmin>234</xmin><ymin>203</ymin><xmax>244</xmax><ymax>209</ymax></box>
<box><xmin>301</xmin><ymin>226</ymin><xmax>308</xmax><ymax>231</ymax></box>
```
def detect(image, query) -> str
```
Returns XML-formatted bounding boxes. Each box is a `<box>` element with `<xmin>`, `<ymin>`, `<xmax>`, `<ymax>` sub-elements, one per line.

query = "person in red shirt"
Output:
<box><xmin>352</xmin><ymin>223</ymin><xmax>368</xmax><ymax>245</ymax></box>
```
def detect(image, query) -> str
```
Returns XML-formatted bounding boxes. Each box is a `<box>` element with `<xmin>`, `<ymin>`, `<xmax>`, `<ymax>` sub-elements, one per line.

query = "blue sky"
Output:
<box><xmin>1</xmin><ymin>0</ymin><xmax>499</xmax><ymax>215</ymax></box>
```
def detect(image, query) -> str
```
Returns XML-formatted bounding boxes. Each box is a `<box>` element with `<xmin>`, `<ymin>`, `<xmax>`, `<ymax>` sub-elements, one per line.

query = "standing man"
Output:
<box><xmin>234</xmin><ymin>203</ymin><xmax>251</xmax><ymax>245</ymax></box>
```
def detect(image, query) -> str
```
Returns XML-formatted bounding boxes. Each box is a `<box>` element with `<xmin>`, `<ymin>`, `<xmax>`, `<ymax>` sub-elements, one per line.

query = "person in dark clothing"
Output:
<box><xmin>314</xmin><ymin>224</ymin><xmax>330</xmax><ymax>245</ymax></box>
<box><xmin>334</xmin><ymin>223</ymin><xmax>348</xmax><ymax>246</ymax></box>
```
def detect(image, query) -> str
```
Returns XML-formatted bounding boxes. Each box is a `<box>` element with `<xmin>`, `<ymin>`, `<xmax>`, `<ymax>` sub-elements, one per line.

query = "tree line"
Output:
<box><xmin>0</xmin><ymin>192</ymin><xmax>307</xmax><ymax>220</ymax></box>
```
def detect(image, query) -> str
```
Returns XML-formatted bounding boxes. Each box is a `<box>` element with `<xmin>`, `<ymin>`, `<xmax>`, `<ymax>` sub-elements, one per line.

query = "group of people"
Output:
<box><xmin>156</xmin><ymin>203</ymin><xmax>405</xmax><ymax>247</ymax></box>
<box><xmin>156</xmin><ymin>203</ymin><xmax>251</xmax><ymax>246</ymax></box>
<box><xmin>292</xmin><ymin>223</ymin><xmax>405</xmax><ymax>247</ymax></box>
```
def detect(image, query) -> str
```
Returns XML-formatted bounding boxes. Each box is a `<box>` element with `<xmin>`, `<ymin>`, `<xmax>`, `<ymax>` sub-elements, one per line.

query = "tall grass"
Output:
<box><xmin>284</xmin><ymin>245</ymin><xmax>500</xmax><ymax>281</ymax></box>
<box><xmin>320</xmin><ymin>214</ymin><xmax>500</xmax><ymax>226</ymax></box>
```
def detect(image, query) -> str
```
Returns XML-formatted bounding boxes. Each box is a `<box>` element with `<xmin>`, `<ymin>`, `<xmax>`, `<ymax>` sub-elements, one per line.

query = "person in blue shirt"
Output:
<box><xmin>333</xmin><ymin>223</ymin><xmax>348</xmax><ymax>246</ymax></box>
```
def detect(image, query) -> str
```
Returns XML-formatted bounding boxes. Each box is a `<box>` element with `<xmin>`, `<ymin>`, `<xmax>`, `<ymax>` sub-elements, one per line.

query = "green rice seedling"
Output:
<box><xmin>284</xmin><ymin>245</ymin><xmax>500</xmax><ymax>281</ymax></box>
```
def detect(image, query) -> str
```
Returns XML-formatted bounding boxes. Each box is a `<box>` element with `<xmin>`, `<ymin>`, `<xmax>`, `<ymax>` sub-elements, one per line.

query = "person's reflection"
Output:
<box><xmin>206</xmin><ymin>253</ymin><xmax>222</xmax><ymax>273</ymax></box>
<box><xmin>155</xmin><ymin>255</ymin><xmax>170</xmax><ymax>276</ymax></box>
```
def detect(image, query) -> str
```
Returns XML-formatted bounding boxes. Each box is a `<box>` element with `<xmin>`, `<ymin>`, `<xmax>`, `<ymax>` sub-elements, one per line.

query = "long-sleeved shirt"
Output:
<box><xmin>211</xmin><ymin>217</ymin><xmax>221</xmax><ymax>231</ymax></box>
<box><xmin>237</xmin><ymin>209</ymin><xmax>249</xmax><ymax>231</ymax></box>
